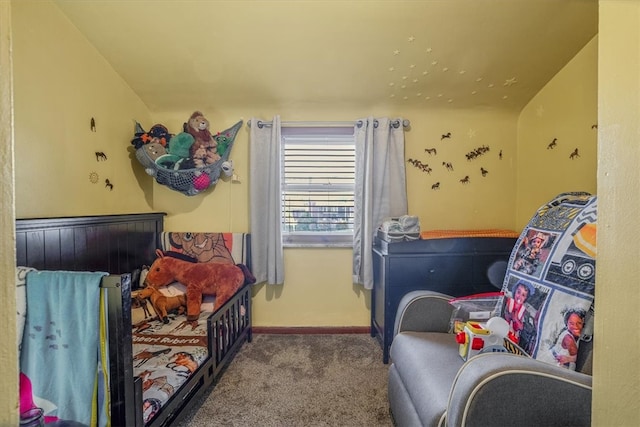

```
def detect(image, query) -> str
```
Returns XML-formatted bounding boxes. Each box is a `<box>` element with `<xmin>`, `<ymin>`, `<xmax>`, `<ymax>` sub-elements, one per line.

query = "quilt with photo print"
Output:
<box><xmin>499</xmin><ymin>192</ymin><xmax>596</xmax><ymax>370</ymax></box>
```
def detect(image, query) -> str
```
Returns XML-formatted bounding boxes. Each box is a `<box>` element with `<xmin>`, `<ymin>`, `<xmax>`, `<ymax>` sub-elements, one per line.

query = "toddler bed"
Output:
<box><xmin>16</xmin><ymin>213</ymin><xmax>253</xmax><ymax>427</ymax></box>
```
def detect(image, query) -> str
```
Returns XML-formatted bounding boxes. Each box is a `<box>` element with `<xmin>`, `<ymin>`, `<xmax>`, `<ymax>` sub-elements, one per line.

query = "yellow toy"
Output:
<box><xmin>455</xmin><ymin>317</ymin><xmax>509</xmax><ymax>361</ymax></box>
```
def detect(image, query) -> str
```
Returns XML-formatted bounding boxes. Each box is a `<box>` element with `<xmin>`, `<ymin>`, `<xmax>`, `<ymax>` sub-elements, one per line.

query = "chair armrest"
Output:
<box><xmin>393</xmin><ymin>290</ymin><xmax>455</xmax><ymax>336</ymax></box>
<box><xmin>446</xmin><ymin>353</ymin><xmax>592</xmax><ymax>426</ymax></box>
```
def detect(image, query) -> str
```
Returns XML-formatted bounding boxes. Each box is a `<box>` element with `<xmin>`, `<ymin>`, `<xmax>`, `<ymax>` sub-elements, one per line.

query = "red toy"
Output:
<box><xmin>144</xmin><ymin>250</ymin><xmax>255</xmax><ymax>321</ymax></box>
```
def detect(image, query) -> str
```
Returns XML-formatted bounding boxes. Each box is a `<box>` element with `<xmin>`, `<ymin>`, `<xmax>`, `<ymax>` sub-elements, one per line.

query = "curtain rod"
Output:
<box><xmin>247</xmin><ymin>119</ymin><xmax>410</xmax><ymax>129</ymax></box>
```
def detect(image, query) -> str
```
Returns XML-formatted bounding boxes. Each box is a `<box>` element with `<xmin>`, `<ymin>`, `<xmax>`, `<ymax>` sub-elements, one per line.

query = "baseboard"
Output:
<box><xmin>252</xmin><ymin>326</ymin><xmax>371</xmax><ymax>334</ymax></box>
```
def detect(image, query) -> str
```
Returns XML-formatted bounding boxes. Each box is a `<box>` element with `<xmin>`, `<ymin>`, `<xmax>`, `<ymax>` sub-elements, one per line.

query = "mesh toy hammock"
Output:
<box><xmin>134</xmin><ymin>120</ymin><xmax>242</xmax><ymax>196</ymax></box>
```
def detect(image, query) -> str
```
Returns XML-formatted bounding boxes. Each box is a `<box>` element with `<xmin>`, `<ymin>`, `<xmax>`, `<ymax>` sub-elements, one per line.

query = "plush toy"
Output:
<box><xmin>131</xmin><ymin>123</ymin><xmax>173</xmax><ymax>149</ymax></box>
<box><xmin>135</xmin><ymin>286</ymin><xmax>187</xmax><ymax>323</ymax></box>
<box><xmin>214</xmin><ymin>132</ymin><xmax>232</xmax><ymax>157</ymax></box>
<box><xmin>155</xmin><ymin>132</ymin><xmax>195</xmax><ymax>170</ymax></box>
<box><xmin>143</xmin><ymin>141</ymin><xmax>167</xmax><ymax>161</ymax></box>
<box><xmin>186</xmin><ymin>111</ymin><xmax>220</xmax><ymax>165</ymax></box>
<box><xmin>144</xmin><ymin>250</ymin><xmax>256</xmax><ymax>321</ymax></box>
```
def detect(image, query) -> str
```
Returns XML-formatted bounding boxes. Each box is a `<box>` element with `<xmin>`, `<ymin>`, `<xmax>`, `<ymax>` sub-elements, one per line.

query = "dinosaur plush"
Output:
<box><xmin>135</xmin><ymin>286</ymin><xmax>186</xmax><ymax>323</ymax></box>
<box><xmin>144</xmin><ymin>250</ymin><xmax>255</xmax><ymax>321</ymax></box>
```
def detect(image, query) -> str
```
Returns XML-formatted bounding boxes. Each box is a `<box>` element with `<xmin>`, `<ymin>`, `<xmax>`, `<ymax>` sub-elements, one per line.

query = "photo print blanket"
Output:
<box><xmin>499</xmin><ymin>192</ymin><xmax>597</xmax><ymax>370</ymax></box>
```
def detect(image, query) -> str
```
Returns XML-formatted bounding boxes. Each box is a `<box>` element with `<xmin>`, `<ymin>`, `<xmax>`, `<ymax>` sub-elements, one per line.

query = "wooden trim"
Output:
<box><xmin>252</xmin><ymin>326</ymin><xmax>370</xmax><ymax>335</ymax></box>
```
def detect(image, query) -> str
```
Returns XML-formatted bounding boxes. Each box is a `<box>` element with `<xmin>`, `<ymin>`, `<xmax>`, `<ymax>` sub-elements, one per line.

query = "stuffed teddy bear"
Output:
<box><xmin>186</xmin><ymin>111</ymin><xmax>221</xmax><ymax>166</ymax></box>
<box><xmin>144</xmin><ymin>250</ymin><xmax>256</xmax><ymax>321</ymax></box>
<box><xmin>135</xmin><ymin>286</ymin><xmax>187</xmax><ymax>324</ymax></box>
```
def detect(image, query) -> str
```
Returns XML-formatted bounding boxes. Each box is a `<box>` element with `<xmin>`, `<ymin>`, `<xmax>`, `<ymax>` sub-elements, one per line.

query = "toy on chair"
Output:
<box><xmin>456</xmin><ymin>317</ymin><xmax>510</xmax><ymax>361</ymax></box>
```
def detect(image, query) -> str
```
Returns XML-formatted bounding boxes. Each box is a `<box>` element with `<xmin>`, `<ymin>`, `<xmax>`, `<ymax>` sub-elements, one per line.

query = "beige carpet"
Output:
<box><xmin>174</xmin><ymin>334</ymin><xmax>393</xmax><ymax>427</ymax></box>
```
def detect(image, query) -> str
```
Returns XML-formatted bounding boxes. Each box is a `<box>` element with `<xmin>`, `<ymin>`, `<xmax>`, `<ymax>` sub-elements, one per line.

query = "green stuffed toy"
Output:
<box><xmin>155</xmin><ymin>132</ymin><xmax>195</xmax><ymax>170</ymax></box>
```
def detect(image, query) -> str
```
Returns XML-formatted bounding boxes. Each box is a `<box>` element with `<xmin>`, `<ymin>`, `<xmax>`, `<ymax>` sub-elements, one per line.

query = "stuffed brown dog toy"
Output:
<box><xmin>144</xmin><ymin>250</ymin><xmax>255</xmax><ymax>321</ymax></box>
<box><xmin>136</xmin><ymin>286</ymin><xmax>186</xmax><ymax>324</ymax></box>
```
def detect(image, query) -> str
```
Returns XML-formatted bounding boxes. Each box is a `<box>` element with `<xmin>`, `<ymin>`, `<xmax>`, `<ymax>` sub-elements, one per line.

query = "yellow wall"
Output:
<box><xmin>593</xmin><ymin>2</ymin><xmax>640</xmax><ymax>425</ymax></box>
<box><xmin>12</xmin><ymin>0</ymin><xmax>154</xmax><ymax>218</ymax></box>
<box><xmin>0</xmin><ymin>1</ymin><xmax>18</xmax><ymax>424</ymax></box>
<box><xmin>9</xmin><ymin>0</ymin><xmax>596</xmax><ymax>330</ymax></box>
<box><xmin>3</xmin><ymin>0</ymin><xmax>618</xmax><ymax>423</ymax></box>
<box><xmin>517</xmin><ymin>36</ymin><xmax>598</xmax><ymax>229</ymax></box>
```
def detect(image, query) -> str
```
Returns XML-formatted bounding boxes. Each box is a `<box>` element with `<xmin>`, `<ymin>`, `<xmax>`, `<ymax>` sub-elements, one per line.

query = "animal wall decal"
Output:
<box><xmin>431</xmin><ymin>182</ymin><xmax>440</xmax><ymax>190</ymax></box>
<box><xmin>480</xmin><ymin>167</ymin><xmax>489</xmax><ymax>177</ymax></box>
<box><xmin>569</xmin><ymin>148</ymin><xmax>580</xmax><ymax>159</ymax></box>
<box><xmin>465</xmin><ymin>145</ymin><xmax>490</xmax><ymax>161</ymax></box>
<box><xmin>95</xmin><ymin>151</ymin><xmax>108</xmax><ymax>161</ymax></box>
<box><xmin>407</xmin><ymin>158</ymin><xmax>432</xmax><ymax>174</ymax></box>
<box><xmin>90</xmin><ymin>117</ymin><xmax>96</xmax><ymax>132</ymax></box>
<box><xmin>105</xmin><ymin>179</ymin><xmax>114</xmax><ymax>190</ymax></box>
<box><xmin>441</xmin><ymin>132</ymin><xmax>452</xmax><ymax>140</ymax></box>
<box><xmin>499</xmin><ymin>150</ymin><xmax>503</xmax><ymax>160</ymax></box>
<box><xmin>442</xmin><ymin>162</ymin><xmax>454</xmax><ymax>171</ymax></box>
<box><xmin>89</xmin><ymin>172</ymin><xmax>99</xmax><ymax>184</ymax></box>
<box><xmin>460</xmin><ymin>176</ymin><xmax>470</xmax><ymax>184</ymax></box>
<box><xmin>425</xmin><ymin>147</ymin><xmax>437</xmax><ymax>155</ymax></box>
<box><xmin>547</xmin><ymin>138</ymin><xmax>557</xmax><ymax>149</ymax></box>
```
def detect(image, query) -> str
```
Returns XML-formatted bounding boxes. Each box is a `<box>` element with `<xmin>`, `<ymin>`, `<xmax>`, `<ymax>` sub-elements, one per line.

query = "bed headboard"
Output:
<box><xmin>16</xmin><ymin>213</ymin><xmax>165</xmax><ymax>274</ymax></box>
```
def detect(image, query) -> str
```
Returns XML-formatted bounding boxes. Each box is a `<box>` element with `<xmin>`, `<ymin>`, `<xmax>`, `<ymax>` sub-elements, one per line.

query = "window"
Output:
<box><xmin>281</xmin><ymin>126</ymin><xmax>355</xmax><ymax>247</ymax></box>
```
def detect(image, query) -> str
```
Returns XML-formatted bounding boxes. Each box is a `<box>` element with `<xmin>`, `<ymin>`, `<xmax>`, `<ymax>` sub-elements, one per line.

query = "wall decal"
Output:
<box><xmin>460</xmin><ymin>176</ymin><xmax>470</xmax><ymax>184</ymax></box>
<box><xmin>90</xmin><ymin>117</ymin><xmax>96</xmax><ymax>132</ymax></box>
<box><xmin>465</xmin><ymin>145</ymin><xmax>490</xmax><ymax>161</ymax></box>
<box><xmin>105</xmin><ymin>179</ymin><xmax>114</xmax><ymax>190</ymax></box>
<box><xmin>407</xmin><ymin>158</ymin><xmax>432</xmax><ymax>173</ymax></box>
<box><xmin>547</xmin><ymin>138</ymin><xmax>558</xmax><ymax>149</ymax></box>
<box><xmin>499</xmin><ymin>150</ymin><xmax>503</xmax><ymax>160</ymax></box>
<box><xmin>481</xmin><ymin>167</ymin><xmax>489</xmax><ymax>177</ymax></box>
<box><xmin>569</xmin><ymin>148</ymin><xmax>580</xmax><ymax>159</ymax></box>
<box><xmin>431</xmin><ymin>182</ymin><xmax>441</xmax><ymax>190</ymax></box>
<box><xmin>442</xmin><ymin>161</ymin><xmax>454</xmax><ymax>171</ymax></box>
<box><xmin>425</xmin><ymin>148</ymin><xmax>437</xmax><ymax>155</ymax></box>
<box><xmin>591</xmin><ymin>124</ymin><xmax>598</xmax><ymax>129</ymax></box>
<box><xmin>89</xmin><ymin>172</ymin><xmax>99</xmax><ymax>184</ymax></box>
<box><xmin>441</xmin><ymin>132</ymin><xmax>452</xmax><ymax>140</ymax></box>
<box><xmin>95</xmin><ymin>151</ymin><xmax>108</xmax><ymax>161</ymax></box>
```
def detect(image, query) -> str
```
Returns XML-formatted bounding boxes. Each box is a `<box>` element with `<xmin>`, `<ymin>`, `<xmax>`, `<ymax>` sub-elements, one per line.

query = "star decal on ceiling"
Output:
<box><xmin>426</xmin><ymin>47</ymin><xmax>433</xmax><ymax>53</ymax></box>
<box><xmin>503</xmin><ymin>77</ymin><xmax>518</xmax><ymax>86</ymax></box>
<box><xmin>408</xmin><ymin>36</ymin><xmax>415</xmax><ymax>42</ymax></box>
<box><xmin>468</xmin><ymin>129</ymin><xmax>477</xmax><ymax>138</ymax></box>
<box><xmin>388</xmin><ymin>67</ymin><xmax>395</xmax><ymax>72</ymax></box>
<box><xmin>393</xmin><ymin>49</ymin><xmax>400</xmax><ymax>55</ymax></box>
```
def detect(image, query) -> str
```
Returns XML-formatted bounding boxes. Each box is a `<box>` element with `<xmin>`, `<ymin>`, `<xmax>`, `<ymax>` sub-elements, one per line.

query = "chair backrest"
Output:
<box><xmin>498</xmin><ymin>192</ymin><xmax>597</xmax><ymax>373</ymax></box>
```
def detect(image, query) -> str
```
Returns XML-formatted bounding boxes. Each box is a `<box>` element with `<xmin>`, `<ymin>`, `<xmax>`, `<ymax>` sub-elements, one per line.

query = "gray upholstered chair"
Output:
<box><xmin>387</xmin><ymin>193</ymin><xmax>596</xmax><ymax>427</ymax></box>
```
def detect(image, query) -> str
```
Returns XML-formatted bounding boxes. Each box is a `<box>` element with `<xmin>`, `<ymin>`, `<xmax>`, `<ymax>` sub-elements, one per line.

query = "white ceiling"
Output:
<box><xmin>53</xmin><ymin>0</ymin><xmax>598</xmax><ymax>114</ymax></box>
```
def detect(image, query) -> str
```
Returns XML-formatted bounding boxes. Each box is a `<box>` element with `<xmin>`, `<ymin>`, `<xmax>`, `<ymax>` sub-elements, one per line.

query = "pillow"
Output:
<box><xmin>160</xmin><ymin>232</ymin><xmax>249</xmax><ymax>265</ymax></box>
<box><xmin>499</xmin><ymin>193</ymin><xmax>597</xmax><ymax>370</ymax></box>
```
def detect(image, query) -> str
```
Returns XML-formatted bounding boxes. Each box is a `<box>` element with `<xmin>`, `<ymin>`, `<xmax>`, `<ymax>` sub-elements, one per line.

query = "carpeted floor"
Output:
<box><xmin>174</xmin><ymin>334</ymin><xmax>393</xmax><ymax>427</ymax></box>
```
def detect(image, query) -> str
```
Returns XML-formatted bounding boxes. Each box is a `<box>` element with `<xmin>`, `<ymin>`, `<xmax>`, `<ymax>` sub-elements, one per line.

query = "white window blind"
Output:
<box><xmin>281</xmin><ymin>127</ymin><xmax>355</xmax><ymax>247</ymax></box>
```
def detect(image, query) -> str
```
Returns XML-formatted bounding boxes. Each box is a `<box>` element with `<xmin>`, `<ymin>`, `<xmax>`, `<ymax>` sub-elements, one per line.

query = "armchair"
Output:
<box><xmin>388</xmin><ymin>291</ymin><xmax>592</xmax><ymax>426</ymax></box>
<box><xmin>387</xmin><ymin>193</ymin><xmax>596</xmax><ymax>426</ymax></box>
